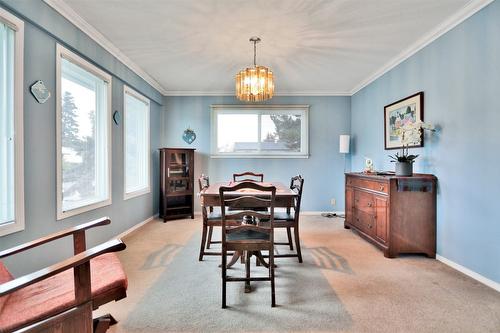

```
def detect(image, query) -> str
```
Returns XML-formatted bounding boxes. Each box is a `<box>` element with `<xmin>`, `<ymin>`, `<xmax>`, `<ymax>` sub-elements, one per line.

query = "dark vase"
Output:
<box><xmin>395</xmin><ymin>162</ymin><xmax>413</xmax><ymax>176</ymax></box>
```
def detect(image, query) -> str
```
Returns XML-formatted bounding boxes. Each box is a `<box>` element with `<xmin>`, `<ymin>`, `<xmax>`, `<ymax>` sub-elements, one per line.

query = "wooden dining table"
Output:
<box><xmin>200</xmin><ymin>181</ymin><xmax>297</xmax><ymax>208</ymax></box>
<box><xmin>199</xmin><ymin>181</ymin><xmax>297</xmax><ymax>269</ymax></box>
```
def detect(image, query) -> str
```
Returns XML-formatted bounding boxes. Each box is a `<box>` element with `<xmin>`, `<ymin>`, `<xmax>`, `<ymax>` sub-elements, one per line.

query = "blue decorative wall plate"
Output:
<box><xmin>30</xmin><ymin>80</ymin><xmax>51</xmax><ymax>104</ymax></box>
<box><xmin>182</xmin><ymin>128</ymin><xmax>196</xmax><ymax>144</ymax></box>
<box><xmin>113</xmin><ymin>110</ymin><xmax>121</xmax><ymax>125</ymax></box>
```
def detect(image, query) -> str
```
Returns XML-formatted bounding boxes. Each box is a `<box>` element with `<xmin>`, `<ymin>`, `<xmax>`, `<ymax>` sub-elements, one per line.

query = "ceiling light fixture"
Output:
<box><xmin>235</xmin><ymin>37</ymin><xmax>274</xmax><ymax>102</ymax></box>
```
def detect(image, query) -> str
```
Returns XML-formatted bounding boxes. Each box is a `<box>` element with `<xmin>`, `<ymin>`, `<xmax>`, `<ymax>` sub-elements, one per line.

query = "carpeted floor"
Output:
<box><xmin>96</xmin><ymin>215</ymin><xmax>500</xmax><ymax>333</ymax></box>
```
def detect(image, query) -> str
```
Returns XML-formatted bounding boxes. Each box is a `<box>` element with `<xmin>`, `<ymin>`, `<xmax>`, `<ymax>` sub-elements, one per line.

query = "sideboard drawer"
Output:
<box><xmin>354</xmin><ymin>190</ymin><xmax>375</xmax><ymax>215</ymax></box>
<box><xmin>353</xmin><ymin>209</ymin><xmax>376</xmax><ymax>236</ymax></box>
<box><xmin>347</xmin><ymin>177</ymin><xmax>388</xmax><ymax>194</ymax></box>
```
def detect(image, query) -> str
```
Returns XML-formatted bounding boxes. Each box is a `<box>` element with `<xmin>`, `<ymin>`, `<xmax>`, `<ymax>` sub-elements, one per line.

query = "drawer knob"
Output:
<box><xmin>367</xmin><ymin>202</ymin><xmax>372</xmax><ymax>207</ymax></box>
<box><xmin>379</xmin><ymin>185</ymin><xmax>384</xmax><ymax>191</ymax></box>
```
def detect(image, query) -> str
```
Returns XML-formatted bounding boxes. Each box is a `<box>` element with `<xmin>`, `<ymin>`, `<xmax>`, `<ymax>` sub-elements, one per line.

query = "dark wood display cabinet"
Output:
<box><xmin>159</xmin><ymin>148</ymin><xmax>195</xmax><ymax>221</ymax></box>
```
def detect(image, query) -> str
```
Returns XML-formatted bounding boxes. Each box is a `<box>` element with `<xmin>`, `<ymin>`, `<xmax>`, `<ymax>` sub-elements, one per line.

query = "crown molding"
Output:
<box><xmin>276</xmin><ymin>91</ymin><xmax>351</xmax><ymax>97</ymax></box>
<box><xmin>163</xmin><ymin>90</ymin><xmax>351</xmax><ymax>97</ymax></box>
<box><xmin>43</xmin><ymin>0</ymin><xmax>168</xmax><ymax>95</ymax></box>
<box><xmin>350</xmin><ymin>0</ymin><xmax>495</xmax><ymax>95</ymax></box>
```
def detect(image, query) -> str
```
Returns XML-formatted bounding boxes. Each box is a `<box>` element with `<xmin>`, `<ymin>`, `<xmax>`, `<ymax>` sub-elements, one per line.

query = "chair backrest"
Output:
<box><xmin>198</xmin><ymin>174</ymin><xmax>209</xmax><ymax>191</ymax></box>
<box><xmin>198</xmin><ymin>174</ymin><xmax>212</xmax><ymax>214</ymax></box>
<box><xmin>219</xmin><ymin>182</ymin><xmax>276</xmax><ymax>243</ymax></box>
<box><xmin>290</xmin><ymin>175</ymin><xmax>304</xmax><ymax>219</ymax></box>
<box><xmin>233</xmin><ymin>171</ymin><xmax>264</xmax><ymax>182</ymax></box>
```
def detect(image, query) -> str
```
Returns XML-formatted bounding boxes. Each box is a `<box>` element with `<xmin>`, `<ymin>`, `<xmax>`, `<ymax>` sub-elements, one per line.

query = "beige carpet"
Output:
<box><xmin>96</xmin><ymin>215</ymin><xmax>500</xmax><ymax>332</ymax></box>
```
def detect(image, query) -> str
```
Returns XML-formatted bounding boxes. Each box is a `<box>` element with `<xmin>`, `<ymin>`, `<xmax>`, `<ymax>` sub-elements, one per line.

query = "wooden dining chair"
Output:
<box><xmin>220</xmin><ymin>182</ymin><xmax>277</xmax><ymax>308</ymax></box>
<box><xmin>270</xmin><ymin>175</ymin><xmax>304</xmax><ymax>263</ymax></box>
<box><xmin>233</xmin><ymin>171</ymin><xmax>264</xmax><ymax>182</ymax></box>
<box><xmin>198</xmin><ymin>174</ymin><xmax>222</xmax><ymax>260</ymax></box>
<box><xmin>232</xmin><ymin>172</ymin><xmax>267</xmax><ymax>213</ymax></box>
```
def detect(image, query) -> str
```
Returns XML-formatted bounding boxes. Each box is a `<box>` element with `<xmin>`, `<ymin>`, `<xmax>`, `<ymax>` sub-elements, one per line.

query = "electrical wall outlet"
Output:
<box><xmin>330</xmin><ymin>198</ymin><xmax>336</xmax><ymax>207</ymax></box>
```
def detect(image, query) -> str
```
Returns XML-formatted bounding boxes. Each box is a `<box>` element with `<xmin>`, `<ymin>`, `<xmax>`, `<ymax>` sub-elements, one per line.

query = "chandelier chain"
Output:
<box><xmin>253</xmin><ymin>39</ymin><xmax>257</xmax><ymax>66</ymax></box>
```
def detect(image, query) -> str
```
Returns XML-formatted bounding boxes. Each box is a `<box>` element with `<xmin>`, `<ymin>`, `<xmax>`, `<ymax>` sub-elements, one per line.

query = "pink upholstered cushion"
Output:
<box><xmin>0</xmin><ymin>261</ymin><xmax>14</xmax><ymax>315</ymax></box>
<box><xmin>0</xmin><ymin>253</ymin><xmax>127</xmax><ymax>332</ymax></box>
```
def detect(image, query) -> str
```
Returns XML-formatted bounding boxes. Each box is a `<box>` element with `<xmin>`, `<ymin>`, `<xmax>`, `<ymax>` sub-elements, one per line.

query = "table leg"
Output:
<box><xmin>226</xmin><ymin>251</ymin><xmax>242</xmax><ymax>268</ymax></box>
<box><xmin>254</xmin><ymin>251</ymin><xmax>270</xmax><ymax>268</ymax></box>
<box><xmin>245</xmin><ymin>251</ymin><xmax>251</xmax><ymax>293</ymax></box>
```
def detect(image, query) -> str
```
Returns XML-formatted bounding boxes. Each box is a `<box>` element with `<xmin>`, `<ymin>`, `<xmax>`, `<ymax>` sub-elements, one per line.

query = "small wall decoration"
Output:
<box><xmin>182</xmin><ymin>128</ymin><xmax>196</xmax><ymax>144</ymax></box>
<box><xmin>384</xmin><ymin>92</ymin><xmax>424</xmax><ymax>150</ymax></box>
<box><xmin>30</xmin><ymin>80</ymin><xmax>51</xmax><ymax>104</ymax></box>
<box><xmin>113</xmin><ymin>110</ymin><xmax>121</xmax><ymax>125</ymax></box>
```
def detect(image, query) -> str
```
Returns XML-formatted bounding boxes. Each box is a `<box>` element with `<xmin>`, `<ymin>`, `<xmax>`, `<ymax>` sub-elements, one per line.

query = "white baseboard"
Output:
<box><xmin>115</xmin><ymin>214</ymin><xmax>158</xmax><ymax>239</ymax></box>
<box><xmin>436</xmin><ymin>254</ymin><xmax>500</xmax><ymax>292</ymax></box>
<box><xmin>301</xmin><ymin>211</ymin><xmax>345</xmax><ymax>216</ymax></box>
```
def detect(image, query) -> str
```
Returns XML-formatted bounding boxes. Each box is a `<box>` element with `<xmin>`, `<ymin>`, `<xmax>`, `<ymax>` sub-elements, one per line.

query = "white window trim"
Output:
<box><xmin>123</xmin><ymin>85</ymin><xmax>151</xmax><ymax>200</ymax></box>
<box><xmin>0</xmin><ymin>8</ymin><xmax>24</xmax><ymax>236</ymax></box>
<box><xmin>56</xmin><ymin>44</ymin><xmax>112</xmax><ymax>220</ymax></box>
<box><xmin>210</xmin><ymin>104</ymin><xmax>309</xmax><ymax>159</ymax></box>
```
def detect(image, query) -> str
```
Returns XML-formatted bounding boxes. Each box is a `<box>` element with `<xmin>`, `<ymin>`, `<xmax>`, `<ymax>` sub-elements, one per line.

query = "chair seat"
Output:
<box><xmin>273</xmin><ymin>211</ymin><xmax>295</xmax><ymax>221</ymax></box>
<box><xmin>227</xmin><ymin>230</ymin><xmax>270</xmax><ymax>242</ymax></box>
<box><xmin>228</xmin><ymin>207</ymin><xmax>268</xmax><ymax>212</ymax></box>
<box><xmin>206</xmin><ymin>211</ymin><xmax>246</xmax><ymax>221</ymax></box>
<box><xmin>207</xmin><ymin>211</ymin><xmax>222</xmax><ymax>220</ymax></box>
<box><xmin>0</xmin><ymin>253</ymin><xmax>127</xmax><ymax>332</ymax></box>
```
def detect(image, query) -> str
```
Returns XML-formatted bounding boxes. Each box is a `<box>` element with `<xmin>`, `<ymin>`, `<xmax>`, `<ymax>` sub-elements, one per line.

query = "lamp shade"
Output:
<box><xmin>339</xmin><ymin>135</ymin><xmax>350</xmax><ymax>154</ymax></box>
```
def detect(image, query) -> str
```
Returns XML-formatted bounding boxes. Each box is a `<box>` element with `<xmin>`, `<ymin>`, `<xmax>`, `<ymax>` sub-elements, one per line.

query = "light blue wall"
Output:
<box><xmin>0</xmin><ymin>1</ymin><xmax>161</xmax><ymax>275</ymax></box>
<box><xmin>351</xmin><ymin>1</ymin><xmax>500</xmax><ymax>283</ymax></box>
<box><xmin>163</xmin><ymin>96</ymin><xmax>351</xmax><ymax>212</ymax></box>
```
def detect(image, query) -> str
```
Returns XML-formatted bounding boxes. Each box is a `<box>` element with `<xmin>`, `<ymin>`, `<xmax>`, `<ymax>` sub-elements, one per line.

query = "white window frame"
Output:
<box><xmin>0</xmin><ymin>8</ymin><xmax>24</xmax><ymax>236</ymax></box>
<box><xmin>210</xmin><ymin>104</ymin><xmax>309</xmax><ymax>158</ymax></box>
<box><xmin>123</xmin><ymin>85</ymin><xmax>150</xmax><ymax>200</ymax></box>
<box><xmin>56</xmin><ymin>44</ymin><xmax>112</xmax><ymax>220</ymax></box>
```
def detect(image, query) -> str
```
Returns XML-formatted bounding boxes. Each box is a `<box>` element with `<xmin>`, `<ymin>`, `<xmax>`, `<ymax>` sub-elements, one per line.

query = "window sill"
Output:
<box><xmin>57</xmin><ymin>198</ymin><xmax>112</xmax><ymax>220</ymax></box>
<box><xmin>0</xmin><ymin>221</ymin><xmax>24</xmax><ymax>237</ymax></box>
<box><xmin>211</xmin><ymin>154</ymin><xmax>309</xmax><ymax>159</ymax></box>
<box><xmin>124</xmin><ymin>187</ymin><xmax>151</xmax><ymax>200</ymax></box>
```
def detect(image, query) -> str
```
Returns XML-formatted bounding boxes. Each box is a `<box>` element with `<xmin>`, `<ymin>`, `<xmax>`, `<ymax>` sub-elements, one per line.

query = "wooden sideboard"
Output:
<box><xmin>345</xmin><ymin>172</ymin><xmax>437</xmax><ymax>258</ymax></box>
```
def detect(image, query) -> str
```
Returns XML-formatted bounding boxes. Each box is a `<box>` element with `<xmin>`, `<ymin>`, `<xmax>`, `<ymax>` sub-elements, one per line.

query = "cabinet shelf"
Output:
<box><xmin>166</xmin><ymin>205</ymin><xmax>191</xmax><ymax>211</ymax></box>
<box><xmin>166</xmin><ymin>191</ymin><xmax>192</xmax><ymax>197</ymax></box>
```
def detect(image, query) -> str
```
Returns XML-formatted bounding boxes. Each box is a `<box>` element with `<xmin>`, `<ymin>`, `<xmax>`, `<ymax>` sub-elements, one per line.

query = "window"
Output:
<box><xmin>124</xmin><ymin>86</ymin><xmax>150</xmax><ymax>199</ymax></box>
<box><xmin>56</xmin><ymin>44</ymin><xmax>112</xmax><ymax>220</ymax></box>
<box><xmin>211</xmin><ymin>105</ymin><xmax>309</xmax><ymax>158</ymax></box>
<box><xmin>0</xmin><ymin>9</ymin><xmax>24</xmax><ymax>236</ymax></box>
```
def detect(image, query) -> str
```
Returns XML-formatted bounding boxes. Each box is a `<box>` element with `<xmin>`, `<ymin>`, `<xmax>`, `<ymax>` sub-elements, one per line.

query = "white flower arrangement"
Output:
<box><xmin>388</xmin><ymin>121</ymin><xmax>435</xmax><ymax>164</ymax></box>
<box><xmin>400</xmin><ymin>120</ymin><xmax>435</xmax><ymax>146</ymax></box>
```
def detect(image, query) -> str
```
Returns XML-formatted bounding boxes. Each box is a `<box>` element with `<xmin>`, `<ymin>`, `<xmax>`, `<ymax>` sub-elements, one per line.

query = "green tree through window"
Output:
<box><xmin>269</xmin><ymin>114</ymin><xmax>301</xmax><ymax>151</ymax></box>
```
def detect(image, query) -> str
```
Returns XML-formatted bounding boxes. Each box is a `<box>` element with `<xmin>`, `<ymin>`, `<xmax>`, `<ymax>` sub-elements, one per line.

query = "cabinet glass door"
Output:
<box><xmin>168</xmin><ymin>151</ymin><xmax>190</xmax><ymax>193</ymax></box>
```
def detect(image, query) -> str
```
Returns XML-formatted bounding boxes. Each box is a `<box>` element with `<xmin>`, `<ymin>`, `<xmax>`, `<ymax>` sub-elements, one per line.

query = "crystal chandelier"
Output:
<box><xmin>235</xmin><ymin>37</ymin><xmax>274</xmax><ymax>102</ymax></box>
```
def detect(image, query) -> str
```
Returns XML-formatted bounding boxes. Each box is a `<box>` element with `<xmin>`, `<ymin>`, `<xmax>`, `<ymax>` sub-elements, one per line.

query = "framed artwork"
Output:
<box><xmin>384</xmin><ymin>92</ymin><xmax>424</xmax><ymax>150</ymax></box>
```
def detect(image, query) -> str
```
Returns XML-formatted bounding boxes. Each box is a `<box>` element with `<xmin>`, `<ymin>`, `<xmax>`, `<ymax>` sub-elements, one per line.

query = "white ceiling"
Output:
<box><xmin>57</xmin><ymin>0</ymin><xmax>478</xmax><ymax>95</ymax></box>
